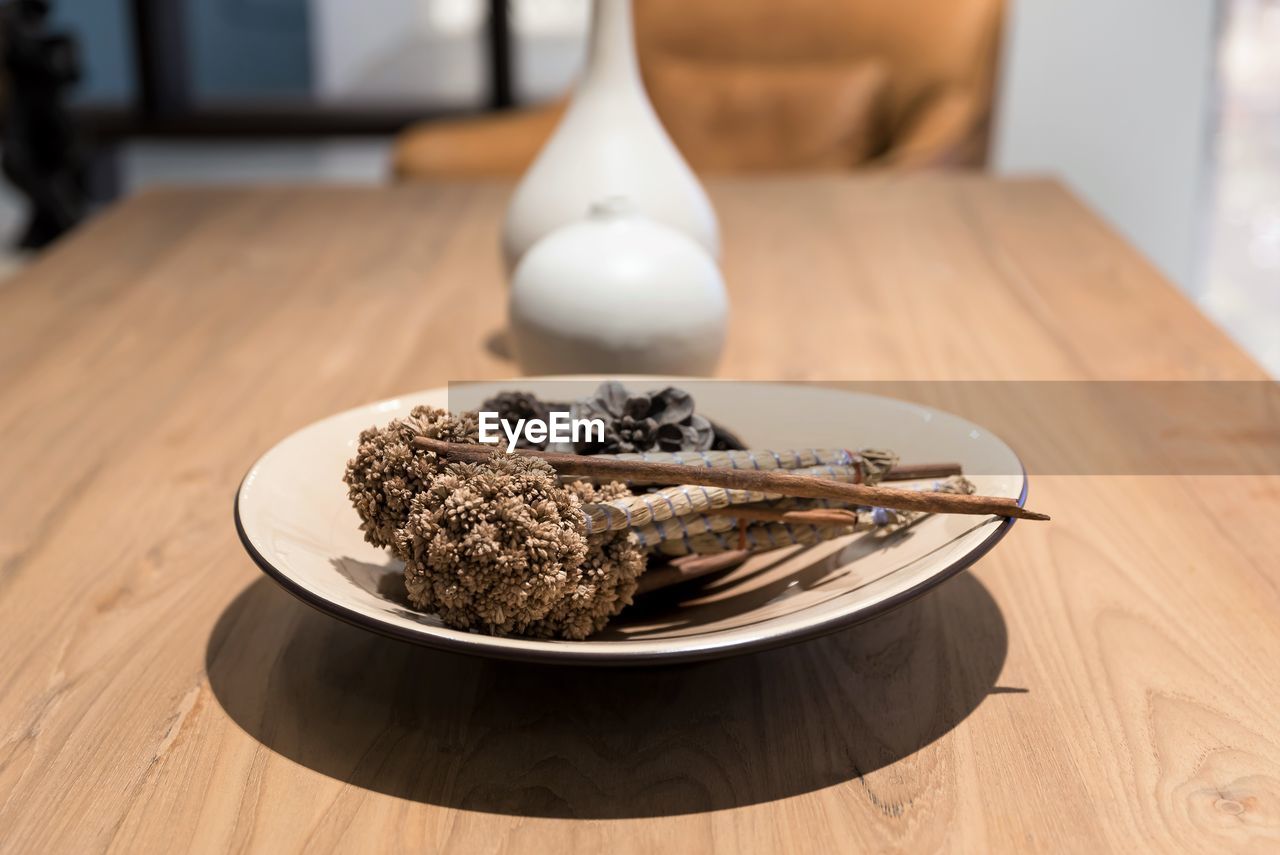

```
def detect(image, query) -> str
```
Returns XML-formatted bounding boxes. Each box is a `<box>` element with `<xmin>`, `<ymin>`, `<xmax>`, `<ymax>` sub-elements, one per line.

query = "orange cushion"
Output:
<box><xmin>645</xmin><ymin>57</ymin><xmax>889</xmax><ymax>173</ymax></box>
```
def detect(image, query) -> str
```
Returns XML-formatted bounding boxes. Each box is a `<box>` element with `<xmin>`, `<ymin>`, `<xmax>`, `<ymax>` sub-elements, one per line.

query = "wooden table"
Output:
<box><xmin>2</xmin><ymin>177</ymin><xmax>1277</xmax><ymax>853</ymax></box>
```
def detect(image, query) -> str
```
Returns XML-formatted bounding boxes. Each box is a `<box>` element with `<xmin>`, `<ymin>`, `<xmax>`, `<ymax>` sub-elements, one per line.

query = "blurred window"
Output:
<box><xmin>45</xmin><ymin>0</ymin><xmax>594</xmax><ymax>118</ymax></box>
<box><xmin>312</xmin><ymin>0</ymin><xmax>488</xmax><ymax>108</ymax></box>
<box><xmin>188</xmin><ymin>0</ymin><xmax>312</xmax><ymax>102</ymax></box>
<box><xmin>512</xmin><ymin>0</ymin><xmax>588</xmax><ymax>103</ymax></box>
<box><xmin>50</xmin><ymin>0</ymin><xmax>136</xmax><ymax>106</ymax></box>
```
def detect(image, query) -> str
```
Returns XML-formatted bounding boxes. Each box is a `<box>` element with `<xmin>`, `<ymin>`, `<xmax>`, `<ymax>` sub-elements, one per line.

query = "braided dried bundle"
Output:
<box><xmin>644</xmin><ymin>476</ymin><xmax>975</xmax><ymax>556</ymax></box>
<box><xmin>581</xmin><ymin>459</ymin><xmax>884</xmax><ymax>536</ymax></box>
<box><xmin>587</xmin><ymin>447</ymin><xmax>895</xmax><ymax>474</ymax></box>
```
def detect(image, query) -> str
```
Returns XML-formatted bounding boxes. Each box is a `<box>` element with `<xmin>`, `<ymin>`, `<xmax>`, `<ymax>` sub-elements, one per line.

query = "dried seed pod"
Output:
<box><xmin>528</xmin><ymin>480</ymin><xmax>647</xmax><ymax>640</ymax></box>
<box><xmin>479</xmin><ymin>391</ymin><xmax>567</xmax><ymax>450</ymax></box>
<box><xmin>343</xmin><ymin>406</ymin><xmax>479</xmax><ymax>548</ymax></box>
<box><xmin>572</xmin><ymin>381</ymin><xmax>716</xmax><ymax>454</ymax></box>
<box><xmin>394</xmin><ymin>453</ymin><xmax>646</xmax><ymax>640</ymax></box>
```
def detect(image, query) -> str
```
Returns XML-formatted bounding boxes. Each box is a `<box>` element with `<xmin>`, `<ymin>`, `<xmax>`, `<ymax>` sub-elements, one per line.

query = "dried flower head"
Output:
<box><xmin>347</xmin><ymin>405</ymin><xmax>651</xmax><ymax>640</ymax></box>
<box><xmin>396</xmin><ymin>453</ymin><xmax>589</xmax><ymax>636</ymax></box>
<box><xmin>343</xmin><ymin>406</ymin><xmax>479</xmax><ymax>548</ymax></box>
<box><xmin>528</xmin><ymin>480</ymin><xmax>647</xmax><ymax>640</ymax></box>
<box><xmin>391</xmin><ymin>453</ymin><xmax>647</xmax><ymax>639</ymax></box>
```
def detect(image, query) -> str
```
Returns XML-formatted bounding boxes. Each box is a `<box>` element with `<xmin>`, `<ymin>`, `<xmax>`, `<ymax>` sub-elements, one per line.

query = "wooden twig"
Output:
<box><xmin>412</xmin><ymin>437</ymin><xmax>1049</xmax><ymax>521</ymax></box>
<box><xmin>883</xmin><ymin>462</ymin><xmax>963</xmax><ymax>481</ymax></box>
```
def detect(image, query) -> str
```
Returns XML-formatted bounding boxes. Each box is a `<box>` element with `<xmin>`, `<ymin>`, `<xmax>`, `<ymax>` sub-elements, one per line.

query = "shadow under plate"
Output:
<box><xmin>205</xmin><ymin>568</ymin><xmax>1012</xmax><ymax>818</ymax></box>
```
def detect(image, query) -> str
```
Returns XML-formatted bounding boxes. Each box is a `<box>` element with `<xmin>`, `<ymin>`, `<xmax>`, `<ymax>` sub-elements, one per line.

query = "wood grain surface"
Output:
<box><xmin>1</xmin><ymin>176</ymin><xmax>1277</xmax><ymax>853</ymax></box>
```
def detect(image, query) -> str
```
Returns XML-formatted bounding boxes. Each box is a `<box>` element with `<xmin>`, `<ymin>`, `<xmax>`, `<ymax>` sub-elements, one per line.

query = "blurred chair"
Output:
<box><xmin>393</xmin><ymin>0</ymin><xmax>1004</xmax><ymax>178</ymax></box>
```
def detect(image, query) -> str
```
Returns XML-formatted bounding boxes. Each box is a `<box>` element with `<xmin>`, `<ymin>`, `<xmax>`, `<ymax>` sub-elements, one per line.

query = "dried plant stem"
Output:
<box><xmin>413</xmin><ymin>437</ymin><xmax>1049</xmax><ymax>521</ymax></box>
<box><xmin>701</xmin><ymin>506</ymin><xmax>862</xmax><ymax>526</ymax></box>
<box><xmin>883</xmin><ymin>462</ymin><xmax>962</xmax><ymax>481</ymax></box>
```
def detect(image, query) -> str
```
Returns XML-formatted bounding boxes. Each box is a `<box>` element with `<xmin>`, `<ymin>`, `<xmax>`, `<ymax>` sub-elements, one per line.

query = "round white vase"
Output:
<box><xmin>509</xmin><ymin>199</ymin><xmax>727</xmax><ymax>376</ymax></box>
<box><xmin>500</xmin><ymin>0</ymin><xmax>719</xmax><ymax>274</ymax></box>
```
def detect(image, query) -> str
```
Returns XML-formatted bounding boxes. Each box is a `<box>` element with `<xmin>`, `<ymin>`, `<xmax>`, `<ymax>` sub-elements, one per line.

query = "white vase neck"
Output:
<box><xmin>588</xmin><ymin>196</ymin><xmax>639</xmax><ymax>220</ymax></box>
<box><xmin>580</xmin><ymin>0</ymin><xmax>642</xmax><ymax>94</ymax></box>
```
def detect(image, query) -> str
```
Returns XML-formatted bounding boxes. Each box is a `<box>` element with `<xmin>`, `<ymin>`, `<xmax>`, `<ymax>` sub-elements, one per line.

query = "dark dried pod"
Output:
<box><xmin>479</xmin><ymin>390</ymin><xmax>557</xmax><ymax>449</ymax></box>
<box><xmin>571</xmin><ymin>381</ymin><xmax>720</xmax><ymax>454</ymax></box>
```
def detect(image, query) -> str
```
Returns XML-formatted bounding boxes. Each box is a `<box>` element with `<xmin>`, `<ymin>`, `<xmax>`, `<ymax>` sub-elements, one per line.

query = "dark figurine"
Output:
<box><xmin>1</xmin><ymin>0</ymin><xmax>86</xmax><ymax>248</ymax></box>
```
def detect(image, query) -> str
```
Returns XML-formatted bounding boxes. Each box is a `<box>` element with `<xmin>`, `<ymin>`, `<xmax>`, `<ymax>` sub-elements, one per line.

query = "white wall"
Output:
<box><xmin>992</xmin><ymin>0</ymin><xmax>1221</xmax><ymax>293</ymax></box>
<box><xmin>309</xmin><ymin>0</ymin><xmax>486</xmax><ymax>105</ymax></box>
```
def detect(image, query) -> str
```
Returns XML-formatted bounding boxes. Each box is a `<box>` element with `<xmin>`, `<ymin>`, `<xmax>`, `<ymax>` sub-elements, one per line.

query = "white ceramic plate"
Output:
<box><xmin>235</xmin><ymin>378</ymin><xmax>1027</xmax><ymax>665</ymax></box>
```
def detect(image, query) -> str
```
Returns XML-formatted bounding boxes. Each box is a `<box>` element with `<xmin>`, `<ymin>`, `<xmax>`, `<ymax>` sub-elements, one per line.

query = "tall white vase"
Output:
<box><xmin>500</xmin><ymin>0</ymin><xmax>719</xmax><ymax>273</ymax></box>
